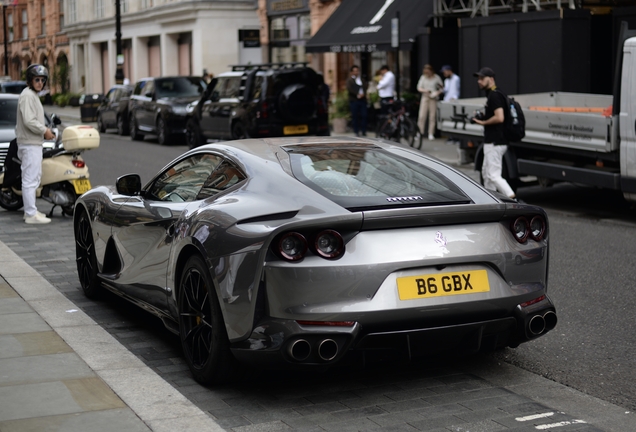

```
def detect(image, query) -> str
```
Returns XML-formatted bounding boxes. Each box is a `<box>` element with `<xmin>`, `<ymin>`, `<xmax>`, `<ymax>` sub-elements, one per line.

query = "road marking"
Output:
<box><xmin>516</xmin><ymin>412</ymin><xmax>554</xmax><ymax>422</ymax></box>
<box><xmin>535</xmin><ymin>419</ymin><xmax>587</xmax><ymax>430</ymax></box>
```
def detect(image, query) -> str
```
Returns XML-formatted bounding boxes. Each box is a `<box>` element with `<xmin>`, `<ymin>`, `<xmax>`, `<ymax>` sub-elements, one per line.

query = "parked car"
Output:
<box><xmin>0</xmin><ymin>80</ymin><xmax>27</xmax><ymax>94</ymax></box>
<box><xmin>73</xmin><ymin>136</ymin><xmax>556</xmax><ymax>385</ymax></box>
<box><xmin>96</xmin><ymin>84</ymin><xmax>133</xmax><ymax>135</ymax></box>
<box><xmin>128</xmin><ymin>76</ymin><xmax>206</xmax><ymax>145</ymax></box>
<box><xmin>185</xmin><ymin>64</ymin><xmax>329</xmax><ymax>148</ymax></box>
<box><xmin>0</xmin><ymin>94</ymin><xmax>62</xmax><ymax>170</ymax></box>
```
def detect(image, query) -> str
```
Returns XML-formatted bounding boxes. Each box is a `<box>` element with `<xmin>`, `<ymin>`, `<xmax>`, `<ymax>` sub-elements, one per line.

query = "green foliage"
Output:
<box><xmin>368</xmin><ymin>91</ymin><xmax>380</xmax><ymax>105</ymax></box>
<box><xmin>51</xmin><ymin>62</ymin><xmax>71</xmax><ymax>94</ymax></box>
<box><xmin>330</xmin><ymin>90</ymin><xmax>350</xmax><ymax>121</ymax></box>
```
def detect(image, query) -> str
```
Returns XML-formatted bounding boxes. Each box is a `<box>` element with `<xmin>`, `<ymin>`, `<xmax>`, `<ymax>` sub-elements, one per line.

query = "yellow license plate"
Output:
<box><xmin>283</xmin><ymin>125</ymin><xmax>309</xmax><ymax>135</ymax></box>
<box><xmin>397</xmin><ymin>270</ymin><xmax>490</xmax><ymax>300</ymax></box>
<box><xmin>72</xmin><ymin>178</ymin><xmax>92</xmax><ymax>194</ymax></box>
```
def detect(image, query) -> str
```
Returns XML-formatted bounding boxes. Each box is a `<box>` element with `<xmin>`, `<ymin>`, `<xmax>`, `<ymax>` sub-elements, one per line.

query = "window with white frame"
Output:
<box><xmin>21</xmin><ymin>9</ymin><xmax>27</xmax><ymax>39</ymax></box>
<box><xmin>141</xmin><ymin>0</ymin><xmax>154</xmax><ymax>8</ymax></box>
<box><xmin>95</xmin><ymin>0</ymin><xmax>104</xmax><ymax>18</ymax></box>
<box><xmin>41</xmin><ymin>4</ymin><xmax>46</xmax><ymax>35</ymax></box>
<box><xmin>59</xmin><ymin>0</ymin><xmax>64</xmax><ymax>28</ymax></box>
<box><xmin>121</xmin><ymin>0</ymin><xmax>128</xmax><ymax>13</ymax></box>
<box><xmin>8</xmin><ymin>13</ymin><xmax>13</xmax><ymax>42</ymax></box>
<box><xmin>68</xmin><ymin>0</ymin><xmax>76</xmax><ymax>24</ymax></box>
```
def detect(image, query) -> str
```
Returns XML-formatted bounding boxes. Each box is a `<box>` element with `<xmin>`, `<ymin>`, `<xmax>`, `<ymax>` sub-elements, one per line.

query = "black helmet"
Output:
<box><xmin>26</xmin><ymin>64</ymin><xmax>49</xmax><ymax>86</ymax></box>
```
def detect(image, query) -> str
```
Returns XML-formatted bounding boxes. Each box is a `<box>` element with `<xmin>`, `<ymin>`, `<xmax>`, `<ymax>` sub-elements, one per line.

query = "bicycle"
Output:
<box><xmin>375</xmin><ymin>100</ymin><xmax>423</xmax><ymax>148</ymax></box>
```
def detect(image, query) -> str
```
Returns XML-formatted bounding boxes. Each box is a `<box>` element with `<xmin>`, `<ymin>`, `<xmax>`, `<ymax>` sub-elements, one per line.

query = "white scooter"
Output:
<box><xmin>0</xmin><ymin>124</ymin><xmax>100</xmax><ymax>216</ymax></box>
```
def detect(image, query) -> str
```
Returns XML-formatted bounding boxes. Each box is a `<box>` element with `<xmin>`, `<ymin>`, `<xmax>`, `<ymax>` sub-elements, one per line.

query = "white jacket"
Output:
<box><xmin>16</xmin><ymin>87</ymin><xmax>47</xmax><ymax>146</ymax></box>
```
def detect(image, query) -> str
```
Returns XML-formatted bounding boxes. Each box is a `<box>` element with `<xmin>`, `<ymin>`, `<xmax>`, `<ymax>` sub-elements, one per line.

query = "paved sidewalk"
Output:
<box><xmin>0</xmin><ymin>241</ymin><xmax>223</xmax><ymax>432</ymax></box>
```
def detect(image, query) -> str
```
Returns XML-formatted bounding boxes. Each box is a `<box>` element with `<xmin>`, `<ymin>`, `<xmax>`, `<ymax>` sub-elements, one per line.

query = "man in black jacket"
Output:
<box><xmin>346</xmin><ymin>65</ymin><xmax>368</xmax><ymax>136</ymax></box>
<box><xmin>472</xmin><ymin>67</ymin><xmax>516</xmax><ymax>199</ymax></box>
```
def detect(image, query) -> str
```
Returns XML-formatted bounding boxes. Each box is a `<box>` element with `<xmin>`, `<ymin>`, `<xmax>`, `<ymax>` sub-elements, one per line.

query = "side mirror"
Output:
<box><xmin>116</xmin><ymin>174</ymin><xmax>142</xmax><ymax>196</ymax></box>
<box><xmin>51</xmin><ymin>114</ymin><xmax>62</xmax><ymax>125</ymax></box>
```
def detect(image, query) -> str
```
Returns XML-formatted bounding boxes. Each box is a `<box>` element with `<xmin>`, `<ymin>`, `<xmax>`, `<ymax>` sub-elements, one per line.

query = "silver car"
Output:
<box><xmin>74</xmin><ymin>136</ymin><xmax>556</xmax><ymax>384</ymax></box>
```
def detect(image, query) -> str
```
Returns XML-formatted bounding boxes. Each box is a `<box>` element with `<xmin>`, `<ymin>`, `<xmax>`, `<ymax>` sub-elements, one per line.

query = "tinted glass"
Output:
<box><xmin>2</xmin><ymin>83</ymin><xmax>27</xmax><ymax>94</ymax></box>
<box><xmin>146</xmin><ymin>153</ymin><xmax>222</xmax><ymax>203</ymax></box>
<box><xmin>287</xmin><ymin>145</ymin><xmax>470</xmax><ymax>211</ymax></box>
<box><xmin>197</xmin><ymin>161</ymin><xmax>246</xmax><ymax>200</ymax></box>
<box><xmin>155</xmin><ymin>77</ymin><xmax>204</xmax><ymax>98</ymax></box>
<box><xmin>0</xmin><ymin>98</ymin><xmax>18</xmax><ymax>126</ymax></box>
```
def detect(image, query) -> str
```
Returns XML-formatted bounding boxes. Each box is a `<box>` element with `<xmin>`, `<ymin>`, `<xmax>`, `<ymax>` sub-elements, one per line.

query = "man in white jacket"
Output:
<box><xmin>16</xmin><ymin>64</ymin><xmax>55</xmax><ymax>224</ymax></box>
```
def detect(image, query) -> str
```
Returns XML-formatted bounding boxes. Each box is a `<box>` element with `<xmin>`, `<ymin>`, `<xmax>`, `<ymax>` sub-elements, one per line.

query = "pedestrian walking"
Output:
<box><xmin>416</xmin><ymin>64</ymin><xmax>443</xmax><ymax>141</ymax></box>
<box><xmin>16</xmin><ymin>64</ymin><xmax>55</xmax><ymax>224</ymax></box>
<box><xmin>471</xmin><ymin>67</ymin><xmax>516</xmax><ymax>199</ymax></box>
<box><xmin>441</xmin><ymin>65</ymin><xmax>461</xmax><ymax>102</ymax></box>
<box><xmin>346</xmin><ymin>65</ymin><xmax>368</xmax><ymax>136</ymax></box>
<box><xmin>377</xmin><ymin>65</ymin><xmax>395</xmax><ymax>115</ymax></box>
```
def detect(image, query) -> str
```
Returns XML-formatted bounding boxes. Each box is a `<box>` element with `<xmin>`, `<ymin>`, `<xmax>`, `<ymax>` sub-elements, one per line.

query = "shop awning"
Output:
<box><xmin>306</xmin><ymin>0</ymin><xmax>432</xmax><ymax>53</ymax></box>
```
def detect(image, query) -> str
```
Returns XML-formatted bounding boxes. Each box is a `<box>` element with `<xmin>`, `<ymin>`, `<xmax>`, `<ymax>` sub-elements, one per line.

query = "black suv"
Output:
<box><xmin>128</xmin><ymin>76</ymin><xmax>206</xmax><ymax>145</ymax></box>
<box><xmin>185</xmin><ymin>63</ymin><xmax>329</xmax><ymax>148</ymax></box>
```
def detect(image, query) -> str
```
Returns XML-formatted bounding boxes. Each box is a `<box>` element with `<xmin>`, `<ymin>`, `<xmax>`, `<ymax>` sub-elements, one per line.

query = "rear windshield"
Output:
<box><xmin>155</xmin><ymin>77</ymin><xmax>204</xmax><ymax>98</ymax></box>
<box><xmin>286</xmin><ymin>145</ymin><xmax>470</xmax><ymax>211</ymax></box>
<box><xmin>2</xmin><ymin>83</ymin><xmax>26</xmax><ymax>94</ymax></box>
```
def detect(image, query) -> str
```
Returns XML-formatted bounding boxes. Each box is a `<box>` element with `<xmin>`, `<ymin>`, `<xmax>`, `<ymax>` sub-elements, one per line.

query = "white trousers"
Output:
<box><xmin>17</xmin><ymin>144</ymin><xmax>43</xmax><ymax>217</ymax></box>
<box><xmin>482</xmin><ymin>143</ymin><xmax>515</xmax><ymax>198</ymax></box>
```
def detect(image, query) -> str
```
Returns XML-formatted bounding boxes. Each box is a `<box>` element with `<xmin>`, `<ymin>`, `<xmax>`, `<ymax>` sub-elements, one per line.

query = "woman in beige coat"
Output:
<box><xmin>417</xmin><ymin>64</ymin><xmax>443</xmax><ymax>141</ymax></box>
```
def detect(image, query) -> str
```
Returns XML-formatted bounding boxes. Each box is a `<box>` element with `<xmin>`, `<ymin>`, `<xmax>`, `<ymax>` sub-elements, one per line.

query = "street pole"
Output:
<box><xmin>115</xmin><ymin>0</ymin><xmax>124</xmax><ymax>84</ymax></box>
<box><xmin>391</xmin><ymin>12</ymin><xmax>400</xmax><ymax>101</ymax></box>
<box><xmin>2</xmin><ymin>4</ymin><xmax>8</xmax><ymax>76</ymax></box>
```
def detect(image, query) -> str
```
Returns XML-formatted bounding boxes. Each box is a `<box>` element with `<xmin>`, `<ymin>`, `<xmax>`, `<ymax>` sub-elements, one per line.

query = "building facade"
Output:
<box><xmin>63</xmin><ymin>0</ymin><xmax>260</xmax><ymax>94</ymax></box>
<box><xmin>0</xmin><ymin>0</ymin><xmax>69</xmax><ymax>92</ymax></box>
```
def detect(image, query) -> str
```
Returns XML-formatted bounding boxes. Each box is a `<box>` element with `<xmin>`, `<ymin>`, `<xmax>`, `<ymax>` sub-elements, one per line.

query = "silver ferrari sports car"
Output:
<box><xmin>74</xmin><ymin>136</ymin><xmax>556</xmax><ymax>384</ymax></box>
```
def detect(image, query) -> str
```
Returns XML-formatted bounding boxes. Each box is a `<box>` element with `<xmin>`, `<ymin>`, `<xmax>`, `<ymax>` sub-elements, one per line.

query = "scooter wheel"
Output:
<box><xmin>0</xmin><ymin>188</ymin><xmax>23</xmax><ymax>211</ymax></box>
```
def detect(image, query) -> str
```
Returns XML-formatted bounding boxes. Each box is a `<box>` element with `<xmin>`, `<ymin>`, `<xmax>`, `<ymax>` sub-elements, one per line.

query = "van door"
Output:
<box><xmin>619</xmin><ymin>38</ymin><xmax>636</xmax><ymax>201</ymax></box>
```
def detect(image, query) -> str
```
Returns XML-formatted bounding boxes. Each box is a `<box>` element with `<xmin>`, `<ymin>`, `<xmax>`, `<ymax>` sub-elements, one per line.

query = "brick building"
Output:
<box><xmin>0</xmin><ymin>0</ymin><xmax>69</xmax><ymax>92</ymax></box>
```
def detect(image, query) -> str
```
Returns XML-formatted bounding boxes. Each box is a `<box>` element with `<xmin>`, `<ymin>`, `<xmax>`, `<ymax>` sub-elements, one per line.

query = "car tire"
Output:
<box><xmin>97</xmin><ymin>113</ymin><xmax>106</xmax><ymax>133</ymax></box>
<box><xmin>75</xmin><ymin>210</ymin><xmax>101</xmax><ymax>299</ymax></box>
<box><xmin>117</xmin><ymin>114</ymin><xmax>129</xmax><ymax>136</ymax></box>
<box><xmin>185</xmin><ymin>119</ymin><xmax>203</xmax><ymax>149</ymax></box>
<box><xmin>157</xmin><ymin>117</ymin><xmax>170</xmax><ymax>146</ymax></box>
<box><xmin>0</xmin><ymin>187</ymin><xmax>23</xmax><ymax>211</ymax></box>
<box><xmin>178</xmin><ymin>255</ymin><xmax>238</xmax><ymax>385</ymax></box>
<box><xmin>129</xmin><ymin>114</ymin><xmax>143</xmax><ymax>141</ymax></box>
<box><xmin>231</xmin><ymin>122</ymin><xmax>248</xmax><ymax>140</ymax></box>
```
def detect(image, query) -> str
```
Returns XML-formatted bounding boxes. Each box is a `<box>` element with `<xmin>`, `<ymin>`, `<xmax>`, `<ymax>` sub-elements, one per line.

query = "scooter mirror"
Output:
<box><xmin>51</xmin><ymin>114</ymin><xmax>62</xmax><ymax>125</ymax></box>
<box><xmin>116</xmin><ymin>174</ymin><xmax>142</xmax><ymax>196</ymax></box>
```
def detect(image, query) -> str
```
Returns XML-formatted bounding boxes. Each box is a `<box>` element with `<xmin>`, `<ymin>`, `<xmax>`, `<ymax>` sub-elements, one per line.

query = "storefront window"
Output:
<box><xmin>270</xmin><ymin>14</ymin><xmax>310</xmax><ymax>64</ymax></box>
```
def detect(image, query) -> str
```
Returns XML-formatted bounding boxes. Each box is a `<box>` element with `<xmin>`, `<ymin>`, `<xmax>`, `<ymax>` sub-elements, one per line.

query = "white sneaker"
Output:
<box><xmin>24</xmin><ymin>211</ymin><xmax>47</xmax><ymax>220</ymax></box>
<box><xmin>428</xmin><ymin>134</ymin><xmax>435</xmax><ymax>141</ymax></box>
<box><xmin>24</xmin><ymin>212</ymin><xmax>51</xmax><ymax>224</ymax></box>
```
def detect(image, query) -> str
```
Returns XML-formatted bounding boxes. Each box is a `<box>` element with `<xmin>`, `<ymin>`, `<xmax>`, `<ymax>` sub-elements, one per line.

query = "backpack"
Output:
<box><xmin>496</xmin><ymin>90</ymin><xmax>525</xmax><ymax>142</ymax></box>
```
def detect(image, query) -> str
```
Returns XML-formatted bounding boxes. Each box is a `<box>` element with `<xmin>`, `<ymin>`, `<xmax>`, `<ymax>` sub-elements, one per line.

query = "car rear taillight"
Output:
<box><xmin>510</xmin><ymin>215</ymin><xmax>547</xmax><ymax>243</ymax></box>
<box><xmin>314</xmin><ymin>229</ymin><xmax>344</xmax><ymax>259</ymax></box>
<box><xmin>529</xmin><ymin>215</ymin><xmax>546</xmax><ymax>241</ymax></box>
<box><xmin>519</xmin><ymin>295</ymin><xmax>546</xmax><ymax>308</ymax></box>
<box><xmin>260</xmin><ymin>100</ymin><xmax>268</xmax><ymax>119</ymax></box>
<box><xmin>72</xmin><ymin>160</ymin><xmax>85</xmax><ymax>168</ymax></box>
<box><xmin>278</xmin><ymin>232</ymin><xmax>307</xmax><ymax>261</ymax></box>
<box><xmin>511</xmin><ymin>217</ymin><xmax>529</xmax><ymax>243</ymax></box>
<box><xmin>317</xmin><ymin>95</ymin><xmax>326</xmax><ymax>115</ymax></box>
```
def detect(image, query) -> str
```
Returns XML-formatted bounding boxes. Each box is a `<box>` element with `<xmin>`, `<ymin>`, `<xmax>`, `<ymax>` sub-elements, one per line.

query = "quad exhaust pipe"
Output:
<box><xmin>288</xmin><ymin>338</ymin><xmax>340</xmax><ymax>362</ymax></box>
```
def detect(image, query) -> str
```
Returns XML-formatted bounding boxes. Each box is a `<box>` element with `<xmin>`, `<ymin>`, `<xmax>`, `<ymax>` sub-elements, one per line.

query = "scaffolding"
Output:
<box><xmin>433</xmin><ymin>0</ymin><xmax>577</xmax><ymax>20</ymax></box>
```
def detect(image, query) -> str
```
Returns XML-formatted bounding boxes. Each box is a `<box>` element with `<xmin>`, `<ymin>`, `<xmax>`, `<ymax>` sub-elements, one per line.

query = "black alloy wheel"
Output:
<box><xmin>178</xmin><ymin>255</ymin><xmax>237</xmax><ymax>385</ymax></box>
<box><xmin>231</xmin><ymin>122</ymin><xmax>248</xmax><ymax>140</ymax></box>
<box><xmin>75</xmin><ymin>210</ymin><xmax>101</xmax><ymax>299</ymax></box>
<box><xmin>0</xmin><ymin>187</ymin><xmax>23</xmax><ymax>211</ymax></box>
<box><xmin>129</xmin><ymin>114</ymin><xmax>143</xmax><ymax>141</ymax></box>
<box><xmin>185</xmin><ymin>119</ymin><xmax>203</xmax><ymax>149</ymax></box>
<box><xmin>117</xmin><ymin>115</ymin><xmax>128</xmax><ymax>136</ymax></box>
<box><xmin>96</xmin><ymin>113</ymin><xmax>106</xmax><ymax>133</ymax></box>
<box><xmin>156</xmin><ymin>117</ymin><xmax>170</xmax><ymax>146</ymax></box>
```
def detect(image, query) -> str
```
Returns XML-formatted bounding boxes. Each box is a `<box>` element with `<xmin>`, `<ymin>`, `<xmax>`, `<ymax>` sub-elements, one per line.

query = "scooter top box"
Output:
<box><xmin>62</xmin><ymin>125</ymin><xmax>100</xmax><ymax>151</ymax></box>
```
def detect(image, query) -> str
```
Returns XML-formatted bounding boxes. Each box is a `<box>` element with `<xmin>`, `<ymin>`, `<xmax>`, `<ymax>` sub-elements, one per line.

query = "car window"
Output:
<box><xmin>103</xmin><ymin>88</ymin><xmax>115</xmax><ymax>102</ymax></box>
<box><xmin>0</xmin><ymin>98</ymin><xmax>18</xmax><ymax>126</ymax></box>
<box><xmin>143</xmin><ymin>81</ymin><xmax>155</xmax><ymax>97</ymax></box>
<box><xmin>197</xmin><ymin>161</ymin><xmax>246</xmax><ymax>200</ymax></box>
<box><xmin>218</xmin><ymin>77</ymin><xmax>241</xmax><ymax>99</ymax></box>
<box><xmin>286</xmin><ymin>145</ymin><xmax>470</xmax><ymax>211</ymax></box>
<box><xmin>251</xmin><ymin>76</ymin><xmax>264</xmax><ymax>99</ymax></box>
<box><xmin>155</xmin><ymin>77</ymin><xmax>204</xmax><ymax>98</ymax></box>
<box><xmin>146</xmin><ymin>153</ymin><xmax>223</xmax><ymax>203</ymax></box>
<box><xmin>133</xmin><ymin>80</ymin><xmax>147</xmax><ymax>96</ymax></box>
